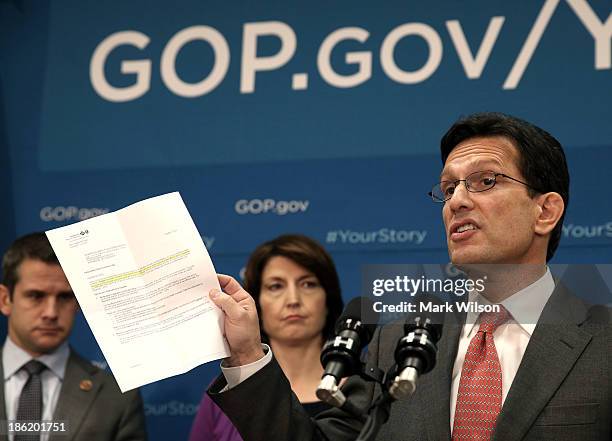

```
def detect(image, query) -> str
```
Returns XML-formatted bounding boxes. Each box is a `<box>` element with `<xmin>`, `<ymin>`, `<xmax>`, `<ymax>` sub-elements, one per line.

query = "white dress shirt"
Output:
<box><xmin>449</xmin><ymin>268</ymin><xmax>555</xmax><ymax>430</ymax></box>
<box><xmin>3</xmin><ymin>338</ymin><xmax>70</xmax><ymax>441</ymax></box>
<box><xmin>221</xmin><ymin>344</ymin><xmax>272</xmax><ymax>390</ymax></box>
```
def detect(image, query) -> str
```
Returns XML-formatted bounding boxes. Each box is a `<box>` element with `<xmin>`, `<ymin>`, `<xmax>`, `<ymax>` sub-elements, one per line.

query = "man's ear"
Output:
<box><xmin>0</xmin><ymin>284</ymin><xmax>13</xmax><ymax>317</ymax></box>
<box><xmin>534</xmin><ymin>192</ymin><xmax>565</xmax><ymax>236</ymax></box>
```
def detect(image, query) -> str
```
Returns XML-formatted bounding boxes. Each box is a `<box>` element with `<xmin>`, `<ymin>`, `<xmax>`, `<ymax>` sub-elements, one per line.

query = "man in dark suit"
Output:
<box><xmin>206</xmin><ymin>112</ymin><xmax>611</xmax><ymax>440</ymax></box>
<box><xmin>0</xmin><ymin>232</ymin><xmax>147</xmax><ymax>441</ymax></box>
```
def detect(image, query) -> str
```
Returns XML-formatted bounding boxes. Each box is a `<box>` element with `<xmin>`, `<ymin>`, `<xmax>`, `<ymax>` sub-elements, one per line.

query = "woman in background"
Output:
<box><xmin>189</xmin><ymin>234</ymin><xmax>344</xmax><ymax>441</ymax></box>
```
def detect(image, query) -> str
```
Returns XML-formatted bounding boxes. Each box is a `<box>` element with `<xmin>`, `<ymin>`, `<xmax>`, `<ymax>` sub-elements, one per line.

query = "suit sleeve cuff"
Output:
<box><xmin>220</xmin><ymin>344</ymin><xmax>272</xmax><ymax>390</ymax></box>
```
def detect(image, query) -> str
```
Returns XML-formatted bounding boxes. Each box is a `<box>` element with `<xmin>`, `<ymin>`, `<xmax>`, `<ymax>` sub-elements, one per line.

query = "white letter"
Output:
<box><xmin>372</xmin><ymin>280</ymin><xmax>384</xmax><ymax>296</ymax></box>
<box><xmin>235</xmin><ymin>200</ymin><xmax>248</xmax><ymax>214</ymax></box>
<box><xmin>40</xmin><ymin>207</ymin><xmax>52</xmax><ymax>221</ymax></box>
<box><xmin>161</xmin><ymin>26</ymin><xmax>230</xmax><ymax>98</ymax></box>
<box><xmin>567</xmin><ymin>0</ymin><xmax>612</xmax><ymax>69</ymax></box>
<box><xmin>263</xmin><ymin>199</ymin><xmax>275</xmax><ymax>212</ymax></box>
<box><xmin>317</xmin><ymin>27</ymin><xmax>372</xmax><ymax>88</ymax></box>
<box><xmin>90</xmin><ymin>31</ymin><xmax>151</xmax><ymax>102</ymax></box>
<box><xmin>446</xmin><ymin>17</ymin><xmax>505</xmax><ymax>79</ymax></box>
<box><xmin>241</xmin><ymin>21</ymin><xmax>296</xmax><ymax>93</ymax></box>
<box><xmin>380</xmin><ymin>23</ymin><xmax>443</xmax><ymax>84</ymax></box>
<box><xmin>503</xmin><ymin>0</ymin><xmax>560</xmax><ymax>89</ymax></box>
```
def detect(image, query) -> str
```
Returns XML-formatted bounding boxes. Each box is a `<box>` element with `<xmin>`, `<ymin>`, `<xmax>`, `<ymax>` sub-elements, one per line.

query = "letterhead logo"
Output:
<box><xmin>234</xmin><ymin>198</ymin><xmax>309</xmax><ymax>215</ymax></box>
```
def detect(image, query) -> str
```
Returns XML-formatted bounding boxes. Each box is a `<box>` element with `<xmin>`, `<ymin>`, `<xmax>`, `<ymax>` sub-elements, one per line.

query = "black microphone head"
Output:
<box><xmin>335</xmin><ymin>296</ymin><xmax>380</xmax><ymax>345</ymax></box>
<box><xmin>404</xmin><ymin>294</ymin><xmax>444</xmax><ymax>342</ymax></box>
<box><xmin>338</xmin><ymin>296</ymin><xmax>366</xmax><ymax>320</ymax></box>
<box><xmin>396</xmin><ymin>314</ymin><xmax>442</xmax><ymax>376</ymax></box>
<box><xmin>405</xmin><ymin>316</ymin><xmax>443</xmax><ymax>343</ymax></box>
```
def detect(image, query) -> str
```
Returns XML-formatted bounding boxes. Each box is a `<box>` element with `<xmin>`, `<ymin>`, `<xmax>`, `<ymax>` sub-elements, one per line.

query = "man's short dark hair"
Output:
<box><xmin>2</xmin><ymin>232</ymin><xmax>59</xmax><ymax>296</ymax></box>
<box><xmin>440</xmin><ymin>112</ymin><xmax>570</xmax><ymax>262</ymax></box>
<box><xmin>244</xmin><ymin>234</ymin><xmax>344</xmax><ymax>341</ymax></box>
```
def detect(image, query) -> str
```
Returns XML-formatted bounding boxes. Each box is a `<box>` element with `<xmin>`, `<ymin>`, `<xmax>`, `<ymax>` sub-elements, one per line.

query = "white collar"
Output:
<box><xmin>3</xmin><ymin>337</ymin><xmax>70</xmax><ymax>380</ymax></box>
<box><xmin>465</xmin><ymin>267</ymin><xmax>555</xmax><ymax>336</ymax></box>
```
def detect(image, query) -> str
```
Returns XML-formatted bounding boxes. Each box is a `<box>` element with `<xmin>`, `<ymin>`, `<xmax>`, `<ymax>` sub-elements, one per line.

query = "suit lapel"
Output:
<box><xmin>494</xmin><ymin>286</ymin><xmax>591</xmax><ymax>441</ymax></box>
<box><xmin>424</xmin><ymin>307</ymin><xmax>465</xmax><ymax>441</ymax></box>
<box><xmin>50</xmin><ymin>351</ymin><xmax>102</xmax><ymax>441</ymax></box>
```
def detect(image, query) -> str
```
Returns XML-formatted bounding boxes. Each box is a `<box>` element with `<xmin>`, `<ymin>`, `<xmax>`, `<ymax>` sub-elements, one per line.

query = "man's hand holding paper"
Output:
<box><xmin>209</xmin><ymin>275</ymin><xmax>265</xmax><ymax>367</ymax></box>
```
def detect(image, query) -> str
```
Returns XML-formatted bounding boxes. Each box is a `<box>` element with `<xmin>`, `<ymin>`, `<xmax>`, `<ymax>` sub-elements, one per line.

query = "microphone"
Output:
<box><xmin>388</xmin><ymin>314</ymin><xmax>442</xmax><ymax>400</ymax></box>
<box><xmin>316</xmin><ymin>297</ymin><xmax>379</xmax><ymax>407</ymax></box>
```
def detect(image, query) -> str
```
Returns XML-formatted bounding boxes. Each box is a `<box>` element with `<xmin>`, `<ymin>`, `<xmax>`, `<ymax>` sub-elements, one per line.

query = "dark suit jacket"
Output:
<box><xmin>0</xmin><ymin>349</ymin><xmax>147</xmax><ymax>441</ymax></box>
<box><xmin>209</xmin><ymin>286</ymin><xmax>611</xmax><ymax>441</ymax></box>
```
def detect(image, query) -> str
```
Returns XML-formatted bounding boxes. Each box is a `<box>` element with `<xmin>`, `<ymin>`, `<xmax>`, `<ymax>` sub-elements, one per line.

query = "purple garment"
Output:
<box><xmin>189</xmin><ymin>391</ymin><xmax>331</xmax><ymax>440</ymax></box>
<box><xmin>189</xmin><ymin>393</ymin><xmax>244</xmax><ymax>441</ymax></box>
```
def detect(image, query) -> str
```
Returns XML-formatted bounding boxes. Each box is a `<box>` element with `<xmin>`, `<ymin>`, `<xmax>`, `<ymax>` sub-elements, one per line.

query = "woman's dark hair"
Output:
<box><xmin>243</xmin><ymin>234</ymin><xmax>343</xmax><ymax>342</ymax></box>
<box><xmin>440</xmin><ymin>112</ymin><xmax>569</xmax><ymax>262</ymax></box>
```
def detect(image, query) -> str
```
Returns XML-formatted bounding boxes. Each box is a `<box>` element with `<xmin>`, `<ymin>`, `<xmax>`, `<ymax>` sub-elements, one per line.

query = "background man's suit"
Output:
<box><xmin>209</xmin><ymin>285</ymin><xmax>611</xmax><ymax>441</ymax></box>
<box><xmin>0</xmin><ymin>349</ymin><xmax>147</xmax><ymax>441</ymax></box>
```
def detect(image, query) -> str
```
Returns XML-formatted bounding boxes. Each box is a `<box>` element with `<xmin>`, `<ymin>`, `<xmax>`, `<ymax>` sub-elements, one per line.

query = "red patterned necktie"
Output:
<box><xmin>452</xmin><ymin>307</ymin><xmax>511</xmax><ymax>441</ymax></box>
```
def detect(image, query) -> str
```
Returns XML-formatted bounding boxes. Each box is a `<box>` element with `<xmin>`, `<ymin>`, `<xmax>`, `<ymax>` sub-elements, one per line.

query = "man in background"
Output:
<box><xmin>0</xmin><ymin>232</ymin><xmax>147</xmax><ymax>441</ymax></box>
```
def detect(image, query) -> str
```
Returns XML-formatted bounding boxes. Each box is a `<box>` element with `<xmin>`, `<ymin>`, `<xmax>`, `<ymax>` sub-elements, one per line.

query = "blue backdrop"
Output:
<box><xmin>1</xmin><ymin>0</ymin><xmax>611</xmax><ymax>439</ymax></box>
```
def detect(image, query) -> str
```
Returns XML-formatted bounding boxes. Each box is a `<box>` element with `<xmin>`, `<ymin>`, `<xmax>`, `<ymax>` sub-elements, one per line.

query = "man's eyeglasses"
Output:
<box><xmin>429</xmin><ymin>170</ymin><xmax>543</xmax><ymax>203</ymax></box>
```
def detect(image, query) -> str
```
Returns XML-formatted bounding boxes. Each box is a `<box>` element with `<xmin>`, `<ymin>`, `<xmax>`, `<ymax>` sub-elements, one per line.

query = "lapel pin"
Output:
<box><xmin>80</xmin><ymin>379</ymin><xmax>93</xmax><ymax>391</ymax></box>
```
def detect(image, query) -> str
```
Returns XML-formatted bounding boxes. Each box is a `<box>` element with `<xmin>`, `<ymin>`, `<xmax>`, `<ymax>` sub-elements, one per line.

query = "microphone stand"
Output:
<box><xmin>354</xmin><ymin>366</ymin><xmax>399</xmax><ymax>441</ymax></box>
<box><xmin>318</xmin><ymin>364</ymin><xmax>400</xmax><ymax>441</ymax></box>
<box><xmin>355</xmin><ymin>392</ymin><xmax>394</xmax><ymax>441</ymax></box>
<box><xmin>354</xmin><ymin>315</ymin><xmax>441</xmax><ymax>441</ymax></box>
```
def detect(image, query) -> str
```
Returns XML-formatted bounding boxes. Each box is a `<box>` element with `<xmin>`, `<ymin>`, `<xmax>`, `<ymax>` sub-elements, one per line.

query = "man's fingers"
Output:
<box><xmin>209</xmin><ymin>276</ymin><xmax>264</xmax><ymax>366</ymax></box>
<box><xmin>209</xmin><ymin>288</ymin><xmax>243</xmax><ymax>318</ymax></box>
<box><xmin>217</xmin><ymin>274</ymin><xmax>251</xmax><ymax>302</ymax></box>
<box><xmin>210</xmin><ymin>287</ymin><xmax>255</xmax><ymax>320</ymax></box>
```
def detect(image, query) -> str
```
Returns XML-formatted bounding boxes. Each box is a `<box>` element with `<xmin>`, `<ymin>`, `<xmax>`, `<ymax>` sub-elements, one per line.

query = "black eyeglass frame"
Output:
<box><xmin>428</xmin><ymin>171</ymin><xmax>545</xmax><ymax>203</ymax></box>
